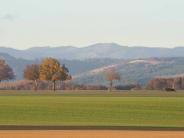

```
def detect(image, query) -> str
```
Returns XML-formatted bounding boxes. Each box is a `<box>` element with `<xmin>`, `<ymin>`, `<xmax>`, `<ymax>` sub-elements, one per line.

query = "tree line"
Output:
<box><xmin>0</xmin><ymin>57</ymin><xmax>122</xmax><ymax>91</ymax></box>
<box><xmin>0</xmin><ymin>57</ymin><xmax>71</xmax><ymax>91</ymax></box>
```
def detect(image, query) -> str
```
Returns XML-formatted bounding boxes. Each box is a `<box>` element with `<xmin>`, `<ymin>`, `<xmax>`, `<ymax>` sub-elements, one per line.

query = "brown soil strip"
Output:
<box><xmin>0</xmin><ymin>130</ymin><xmax>184</xmax><ymax>138</ymax></box>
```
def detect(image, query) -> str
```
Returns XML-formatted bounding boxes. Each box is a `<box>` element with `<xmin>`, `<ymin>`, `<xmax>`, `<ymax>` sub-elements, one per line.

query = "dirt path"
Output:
<box><xmin>0</xmin><ymin>130</ymin><xmax>184</xmax><ymax>138</ymax></box>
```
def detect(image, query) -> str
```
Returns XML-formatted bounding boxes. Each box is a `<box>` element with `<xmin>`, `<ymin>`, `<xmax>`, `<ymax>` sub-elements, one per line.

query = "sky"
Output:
<box><xmin>0</xmin><ymin>0</ymin><xmax>184</xmax><ymax>49</ymax></box>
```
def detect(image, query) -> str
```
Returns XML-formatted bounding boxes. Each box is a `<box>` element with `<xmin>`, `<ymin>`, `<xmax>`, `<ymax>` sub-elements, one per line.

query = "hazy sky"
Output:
<box><xmin>0</xmin><ymin>0</ymin><xmax>184</xmax><ymax>49</ymax></box>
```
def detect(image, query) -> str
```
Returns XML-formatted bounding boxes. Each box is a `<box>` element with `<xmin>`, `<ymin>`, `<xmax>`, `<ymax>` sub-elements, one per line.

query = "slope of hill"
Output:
<box><xmin>1</xmin><ymin>43</ymin><xmax>184</xmax><ymax>60</ymax></box>
<box><xmin>72</xmin><ymin>58</ymin><xmax>184</xmax><ymax>86</ymax></box>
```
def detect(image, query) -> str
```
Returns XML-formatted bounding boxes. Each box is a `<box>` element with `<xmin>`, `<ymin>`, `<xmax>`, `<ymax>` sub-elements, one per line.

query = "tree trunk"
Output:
<box><xmin>63</xmin><ymin>81</ymin><xmax>65</xmax><ymax>90</ymax></box>
<box><xmin>34</xmin><ymin>80</ymin><xmax>38</xmax><ymax>91</ymax></box>
<box><xmin>172</xmin><ymin>79</ymin><xmax>175</xmax><ymax>89</ymax></box>
<box><xmin>109</xmin><ymin>80</ymin><xmax>113</xmax><ymax>91</ymax></box>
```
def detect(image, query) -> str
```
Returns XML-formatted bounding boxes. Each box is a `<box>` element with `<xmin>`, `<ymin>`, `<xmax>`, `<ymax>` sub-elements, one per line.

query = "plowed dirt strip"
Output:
<box><xmin>0</xmin><ymin>131</ymin><xmax>184</xmax><ymax>138</ymax></box>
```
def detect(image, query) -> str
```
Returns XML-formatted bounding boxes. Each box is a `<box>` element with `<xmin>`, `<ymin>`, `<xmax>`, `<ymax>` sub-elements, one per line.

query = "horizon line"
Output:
<box><xmin>0</xmin><ymin>42</ymin><xmax>184</xmax><ymax>50</ymax></box>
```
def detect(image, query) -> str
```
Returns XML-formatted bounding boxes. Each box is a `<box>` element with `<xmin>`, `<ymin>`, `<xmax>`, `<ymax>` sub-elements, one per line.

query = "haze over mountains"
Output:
<box><xmin>1</xmin><ymin>43</ymin><xmax>184</xmax><ymax>60</ymax></box>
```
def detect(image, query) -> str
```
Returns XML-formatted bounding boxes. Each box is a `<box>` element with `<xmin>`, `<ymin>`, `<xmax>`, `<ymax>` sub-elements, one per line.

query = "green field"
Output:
<box><xmin>0</xmin><ymin>90</ymin><xmax>183</xmax><ymax>129</ymax></box>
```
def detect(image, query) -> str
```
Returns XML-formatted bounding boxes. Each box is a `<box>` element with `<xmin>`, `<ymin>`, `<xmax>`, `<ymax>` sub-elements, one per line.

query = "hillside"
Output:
<box><xmin>1</xmin><ymin>43</ymin><xmax>184</xmax><ymax>60</ymax></box>
<box><xmin>72</xmin><ymin>58</ymin><xmax>184</xmax><ymax>86</ymax></box>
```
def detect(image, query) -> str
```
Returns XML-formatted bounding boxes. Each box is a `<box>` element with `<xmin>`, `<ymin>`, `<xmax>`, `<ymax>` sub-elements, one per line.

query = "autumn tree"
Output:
<box><xmin>24</xmin><ymin>64</ymin><xmax>40</xmax><ymax>90</ymax></box>
<box><xmin>40</xmin><ymin>58</ymin><xmax>70</xmax><ymax>91</ymax></box>
<box><xmin>0</xmin><ymin>59</ymin><xmax>14</xmax><ymax>82</ymax></box>
<box><xmin>105</xmin><ymin>68</ymin><xmax>120</xmax><ymax>91</ymax></box>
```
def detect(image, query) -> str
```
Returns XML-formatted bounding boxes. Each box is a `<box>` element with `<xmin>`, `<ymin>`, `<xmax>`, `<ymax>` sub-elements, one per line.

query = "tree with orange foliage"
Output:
<box><xmin>105</xmin><ymin>68</ymin><xmax>120</xmax><ymax>91</ymax></box>
<box><xmin>24</xmin><ymin>64</ymin><xmax>40</xmax><ymax>90</ymax></box>
<box><xmin>40</xmin><ymin>58</ymin><xmax>70</xmax><ymax>91</ymax></box>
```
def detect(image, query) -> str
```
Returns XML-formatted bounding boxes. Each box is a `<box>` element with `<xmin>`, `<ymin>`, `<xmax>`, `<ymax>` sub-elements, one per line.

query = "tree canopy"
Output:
<box><xmin>24</xmin><ymin>64</ymin><xmax>40</xmax><ymax>81</ymax></box>
<box><xmin>40</xmin><ymin>57</ymin><xmax>70</xmax><ymax>91</ymax></box>
<box><xmin>24</xmin><ymin>64</ymin><xmax>40</xmax><ymax>90</ymax></box>
<box><xmin>105</xmin><ymin>68</ymin><xmax>120</xmax><ymax>91</ymax></box>
<box><xmin>0</xmin><ymin>59</ymin><xmax>14</xmax><ymax>82</ymax></box>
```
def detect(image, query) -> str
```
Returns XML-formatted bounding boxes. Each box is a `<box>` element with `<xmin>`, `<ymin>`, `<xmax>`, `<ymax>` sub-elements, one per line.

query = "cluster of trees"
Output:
<box><xmin>0</xmin><ymin>58</ymin><xmax>122</xmax><ymax>91</ymax></box>
<box><xmin>0</xmin><ymin>58</ymin><xmax>71</xmax><ymax>91</ymax></box>
<box><xmin>24</xmin><ymin>57</ymin><xmax>71</xmax><ymax>91</ymax></box>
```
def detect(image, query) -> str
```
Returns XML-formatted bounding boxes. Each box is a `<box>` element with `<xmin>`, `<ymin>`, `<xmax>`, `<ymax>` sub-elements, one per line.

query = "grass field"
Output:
<box><xmin>0</xmin><ymin>90</ymin><xmax>183</xmax><ymax>129</ymax></box>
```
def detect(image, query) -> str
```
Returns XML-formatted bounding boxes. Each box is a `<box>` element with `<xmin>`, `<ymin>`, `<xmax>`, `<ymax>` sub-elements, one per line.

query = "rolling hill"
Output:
<box><xmin>72</xmin><ymin>57</ymin><xmax>184</xmax><ymax>86</ymax></box>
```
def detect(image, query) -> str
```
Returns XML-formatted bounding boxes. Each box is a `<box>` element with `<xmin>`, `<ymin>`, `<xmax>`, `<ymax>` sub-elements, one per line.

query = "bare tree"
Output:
<box><xmin>105</xmin><ymin>68</ymin><xmax>120</xmax><ymax>91</ymax></box>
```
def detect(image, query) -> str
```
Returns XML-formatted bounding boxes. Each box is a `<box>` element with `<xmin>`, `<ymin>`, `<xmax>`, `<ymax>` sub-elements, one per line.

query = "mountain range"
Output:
<box><xmin>1</xmin><ymin>43</ymin><xmax>184</xmax><ymax>60</ymax></box>
<box><xmin>1</xmin><ymin>43</ymin><xmax>184</xmax><ymax>86</ymax></box>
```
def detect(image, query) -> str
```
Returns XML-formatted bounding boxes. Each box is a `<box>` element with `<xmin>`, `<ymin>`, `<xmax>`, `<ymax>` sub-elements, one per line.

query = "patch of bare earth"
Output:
<box><xmin>0</xmin><ymin>131</ymin><xmax>184</xmax><ymax>138</ymax></box>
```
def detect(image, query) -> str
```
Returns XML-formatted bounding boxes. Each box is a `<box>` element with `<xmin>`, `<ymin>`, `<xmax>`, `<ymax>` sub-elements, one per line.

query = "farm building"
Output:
<box><xmin>147</xmin><ymin>75</ymin><xmax>184</xmax><ymax>90</ymax></box>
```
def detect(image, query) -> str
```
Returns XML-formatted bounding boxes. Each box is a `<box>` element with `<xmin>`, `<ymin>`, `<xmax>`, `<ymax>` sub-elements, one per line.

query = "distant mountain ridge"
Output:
<box><xmin>1</xmin><ymin>43</ymin><xmax>184</xmax><ymax>60</ymax></box>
